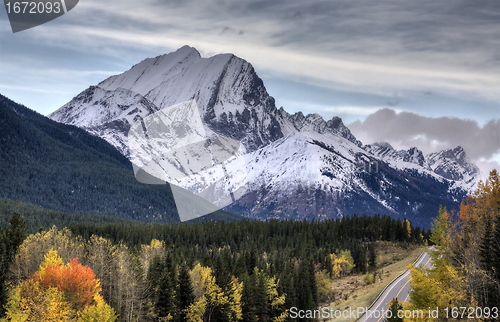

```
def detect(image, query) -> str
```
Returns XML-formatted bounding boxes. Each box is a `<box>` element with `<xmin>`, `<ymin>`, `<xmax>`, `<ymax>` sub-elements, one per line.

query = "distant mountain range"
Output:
<box><xmin>48</xmin><ymin>46</ymin><xmax>480</xmax><ymax>227</ymax></box>
<box><xmin>0</xmin><ymin>94</ymin><xmax>240</xmax><ymax>223</ymax></box>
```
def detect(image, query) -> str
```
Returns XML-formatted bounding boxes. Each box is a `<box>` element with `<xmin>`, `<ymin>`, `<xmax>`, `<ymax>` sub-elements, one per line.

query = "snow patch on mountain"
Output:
<box><xmin>49</xmin><ymin>45</ymin><xmax>481</xmax><ymax>224</ymax></box>
<box><xmin>364</xmin><ymin>142</ymin><xmax>479</xmax><ymax>192</ymax></box>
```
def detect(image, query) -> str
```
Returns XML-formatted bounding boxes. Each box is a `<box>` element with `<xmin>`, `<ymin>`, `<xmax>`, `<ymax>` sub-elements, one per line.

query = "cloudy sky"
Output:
<box><xmin>1</xmin><ymin>0</ymin><xmax>499</xmax><ymax>178</ymax></box>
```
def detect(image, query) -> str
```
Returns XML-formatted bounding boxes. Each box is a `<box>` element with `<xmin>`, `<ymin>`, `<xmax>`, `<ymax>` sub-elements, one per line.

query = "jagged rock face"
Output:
<box><xmin>427</xmin><ymin>146</ymin><xmax>480</xmax><ymax>182</ymax></box>
<box><xmin>49</xmin><ymin>86</ymin><xmax>159</xmax><ymax>128</ymax></box>
<box><xmin>48</xmin><ymin>86</ymin><xmax>159</xmax><ymax>155</ymax></box>
<box><xmin>404</xmin><ymin>147</ymin><xmax>425</xmax><ymax>167</ymax></box>
<box><xmin>51</xmin><ymin>45</ymin><xmax>361</xmax><ymax>154</ymax></box>
<box><xmin>364</xmin><ymin>143</ymin><xmax>479</xmax><ymax>192</ymax></box>
<box><xmin>49</xmin><ymin>46</ymin><xmax>481</xmax><ymax>227</ymax></box>
<box><xmin>364</xmin><ymin>143</ymin><xmax>426</xmax><ymax>167</ymax></box>
<box><xmin>96</xmin><ymin>46</ymin><xmax>285</xmax><ymax>152</ymax></box>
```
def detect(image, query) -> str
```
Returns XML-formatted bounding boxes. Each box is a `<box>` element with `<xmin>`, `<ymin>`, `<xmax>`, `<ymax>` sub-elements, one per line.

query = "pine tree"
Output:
<box><xmin>307</xmin><ymin>260</ymin><xmax>318</xmax><ymax>309</ymax></box>
<box><xmin>368</xmin><ymin>243</ymin><xmax>377</xmax><ymax>271</ymax></box>
<box><xmin>296</xmin><ymin>260</ymin><xmax>314</xmax><ymax>312</ymax></box>
<box><xmin>479</xmin><ymin>214</ymin><xmax>493</xmax><ymax>273</ymax></box>
<box><xmin>0</xmin><ymin>213</ymin><xmax>27</xmax><ymax>317</ymax></box>
<box><xmin>5</xmin><ymin>213</ymin><xmax>27</xmax><ymax>261</ymax></box>
<box><xmin>245</xmin><ymin>249</ymin><xmax>258</xmax><ymax>275</ymax></box>
<box><xmin>157</xmin><ymin>254</ymin><xmax>178</xmax><ymax>320</ymax></box>
<box><xmin>384</xmin><ymin>298</ymin><xmax>403</xmax><ymax>322</ymax></box>
<box><xmin>177</xmin><ymin>264</ymin><xmax>194</xmax><ymax>322</ymax></box>
<box><xmin>241</xmin><ymin>273</ymin><xmax>258</xmax><ymax>322</ymax></box>
<box><xmin>478</xmin><ymin>213</ymin><xmax>499</xmax><ymax>309</ymax></box>
<box><xmin>146</xmin><ymin>254</ymin><xmax>164</xmax><ymax>310</ymax></box>
<box><xmin>234</xmin><ymin>255</ymin><xmax>247</xmax><ymax>278</ymax></box>
<box><xmin>255</xmin><ymin>269</ymin><xmax>269</xmax><ymax>322</ymax></box>
<box><xmin>212</xmin><ymin>255</ymin><xmax>231</xmax><ymax>322</ymax></box>
<box><xmin>0</xmin><ymin>228</ymin><xmax>6</xmax><ymax>317</ymax></box>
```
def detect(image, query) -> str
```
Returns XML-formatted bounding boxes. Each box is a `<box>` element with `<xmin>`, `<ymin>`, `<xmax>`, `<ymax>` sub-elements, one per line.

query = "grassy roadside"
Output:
<box><xmin>319</xmin><ymin>242</ymin><xmax>424</xmax><ymax>322</ymax></box>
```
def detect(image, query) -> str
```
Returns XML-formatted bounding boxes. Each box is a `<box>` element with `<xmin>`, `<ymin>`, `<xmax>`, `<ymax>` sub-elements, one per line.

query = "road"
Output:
<box><xmin>357</xmin><ymin>248</ymin><xmax>433</xmax><ymax>322</ymax></box>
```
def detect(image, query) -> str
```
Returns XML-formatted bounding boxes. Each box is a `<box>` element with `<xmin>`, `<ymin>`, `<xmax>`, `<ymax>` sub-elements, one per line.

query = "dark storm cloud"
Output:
<box><xmin>349</xmin><ymin>109</ymin><xmax>500</xmax><ymax>176</ymax></box>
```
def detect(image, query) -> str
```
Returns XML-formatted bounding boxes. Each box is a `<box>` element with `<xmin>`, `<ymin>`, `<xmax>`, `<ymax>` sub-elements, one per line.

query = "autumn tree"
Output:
<box><xmin>2</xmin><ymin>249</ymin><xmax>116</xmax><ymax>321</ymax></box>
<box><xmin>406</xmin><ymin>207</ymin><xmax>467</xmax><ymax>321</ymax></box>
<box><xmin>8</xmin><ymin>227</ymin><xmax>84</xmax><ymax>286</ymax></box>
<box><xmin>454</xmin><ymin>170</ymin><xmax>500</xmax><ymax>307</ymax></box>
<box><xmin>186</xmin><ymin>263</ymin><xmax>243</xmax><ymax>322</ymax></box>
<box><xmin>329</xmin><ymin>250</ymin><xmax>355</xmax><ymax>278</ymax></box>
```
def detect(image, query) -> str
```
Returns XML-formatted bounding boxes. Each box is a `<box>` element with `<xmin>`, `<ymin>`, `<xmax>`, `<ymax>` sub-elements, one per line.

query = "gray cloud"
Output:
<box><xmin>348</xmin><ymin>109</ymin><xmax>500</xmax><ymax>178</ymax></box>
<box><xmin>3</xmin><ymin>0</ymin><xmax>498</xmax><ymax>98</ymax></box>
<box><xmin>1</xmin><ymin>0</ymin><xmax>498</xmax><ymax>119</ymax></box>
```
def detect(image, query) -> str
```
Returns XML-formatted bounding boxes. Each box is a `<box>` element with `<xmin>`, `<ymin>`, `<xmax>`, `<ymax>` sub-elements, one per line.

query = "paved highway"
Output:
<box><xmin>357</xmin><ymin>249</ymin><xmax>433</xmax><ymax>322</ymax></box>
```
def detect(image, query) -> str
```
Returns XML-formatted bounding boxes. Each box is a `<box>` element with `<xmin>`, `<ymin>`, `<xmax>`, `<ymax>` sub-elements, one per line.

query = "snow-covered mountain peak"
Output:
<box><xmin>48</xmin><ymin>86</ymin><xmax>158</xmax><ymax>128</ymax></box>
<box><xmin>426</xmin><ymin>146</ymin><xmax>480</xmax><ymax>184</ymax></box>
<box><xmin>405</xmin><ymin>147</ymin><xmax>425</xmax><ymax>167</ymax></box>
<box><xmin>49</xmin><ymin>46</ymin><xmax>481</xmax><ymax>225</ymax></box>
<box><xmin>365</xmin><ymin>141</ymin><xmax>479</xmax><ymax>192</ymax></box>
<box><xmin>280</xmin><ymin>110</ymin><xmax>361</xmax><ymax>146</ymax></box>
<box><xmin>98</xmin><ymin>45</ymin><xmax>202</xmax><ymax>95</ymax></box>
<box><xmin>365</xmin><ymin>143</ymin><xmax>423</xmax><ymax>167</ymax></box>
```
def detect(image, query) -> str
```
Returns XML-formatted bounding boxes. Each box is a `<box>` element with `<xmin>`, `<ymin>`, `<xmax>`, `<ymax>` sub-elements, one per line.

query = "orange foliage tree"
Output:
<box><xmin>36</xmin><ymin>257</ymin><xmax>101</xmax><ymax>311</ymax></box>
<box><xmin>2</xmin><ymin>250</ymin><xmax>116</xmax><ymax>321</ymax></box>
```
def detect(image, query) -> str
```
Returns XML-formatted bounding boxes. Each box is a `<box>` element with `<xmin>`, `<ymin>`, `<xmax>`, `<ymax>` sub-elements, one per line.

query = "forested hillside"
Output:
<box><xmin>0</xmin><ymin>213</ymin><xmax>427</xmax><ymax>321</ymax></box>
<box><xmin>0</xmin><ymin>94</ymin><xmax>240</xmax><ymax>223</ymax></box>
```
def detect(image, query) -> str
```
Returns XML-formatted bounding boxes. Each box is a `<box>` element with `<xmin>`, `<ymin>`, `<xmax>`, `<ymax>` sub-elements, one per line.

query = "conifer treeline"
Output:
<box><xmin>69</xmin><ymin>214</ymin><xmax>429</xmax><ymax>253</ymax></box>
<box><xmin>67</xmin><ymin>214</ymin><xmax>428</xmax><ymax>321</ymax></box>
<box><xmin>0</xmin><ymin>213</ymin><xmax>428</xmax><ymax>321</ymax></box>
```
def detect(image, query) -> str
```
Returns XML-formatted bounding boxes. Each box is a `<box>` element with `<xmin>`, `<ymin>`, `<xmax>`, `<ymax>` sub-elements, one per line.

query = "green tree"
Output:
<box><xmin>5</xmin><ymin>213</ymin><xmax>27</xmax><ymax>262</ymax></box>
<box><xmin>0</xmin><ymin>213</ymin><xmax>27</xmax><ymax>317</ymax></box>
<box><xmin>490</xmin><ymin>213</ymin><xmax>500</xmax><ymax>307</ymax></box>
<box><xmin>178</xmin><ymin>264</ymin><xmax>195</xmax><ymax>322</ymax></box>
<box><xmin>157</xmin><ymin>254</ymin><xmax>178</xmax><ymax>321</ymax></box>
<box><xmin>0</xmin><ymin>229</ymin><xmax>6</xmax><ymax>314</ymax></box>
<box><xmin>368</xmin><ymin>243</ymin><xmax>377</xmax><ymax>271</ymax></box>
<box><xmin>296</xmin><ymin>260</ymin><xmax>315</xmax><ymax>316</ymax></box>
<box><xmin>384</xmin><ymin>298</ymin><xmax>403</xmax><ymax>322</ymax></box>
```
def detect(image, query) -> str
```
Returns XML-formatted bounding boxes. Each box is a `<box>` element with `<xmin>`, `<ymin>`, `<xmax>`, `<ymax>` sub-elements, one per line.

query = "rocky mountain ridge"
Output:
<box><xmin>49</xmin><ymin>46</ymin><xmax>480</xmax><ymax>227</ymax></box>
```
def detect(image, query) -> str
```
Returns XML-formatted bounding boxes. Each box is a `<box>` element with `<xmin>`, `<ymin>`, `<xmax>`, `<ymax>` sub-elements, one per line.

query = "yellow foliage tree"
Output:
<box><xmin>265</xmin><ymin>275</ymin><xmax>288</xmax><ymax>322</ymax></box>
<box><xmin>330</xmin><ymin>250</ymin><xmax>355</xmax><ymax>278</ymax></box>
<box><xmin>2</xmin><ymin>250</ymin><xmax>117</xmax><ymax>322</ymax></box>
<box><xmin>186</xmin><ymin>263</ymin><xmax>243</xmax><ymax>322</ymax></box>
<box><xmin>406</xmin><ymin>207</ymin><xmax>467</xmax><ymax>321</ymax></box>
<box><xmin>456</xmin><ymin>170</ymin><xmax>500</xmax><ymax>305</ymax></box>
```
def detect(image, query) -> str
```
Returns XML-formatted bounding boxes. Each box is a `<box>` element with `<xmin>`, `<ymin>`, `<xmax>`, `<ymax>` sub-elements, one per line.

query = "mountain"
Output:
<box><xmin>364</xmin><ymin>143</ymin><xmax>479</xmax><ymax>192</ymax></box>
<box><xmin>49</xmin><ymin>46</ymin><xmax>480</xmax><ymax>227</ymax></box>
<box><xmin>0</xmin><ymin>94</ymin><xmax>241</xmax><ymax>223</ymax></box>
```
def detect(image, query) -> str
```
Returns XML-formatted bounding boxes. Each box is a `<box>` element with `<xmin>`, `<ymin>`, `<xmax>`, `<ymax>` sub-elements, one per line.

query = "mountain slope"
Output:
<box><xmin>49</xmin><ymin>46</ymin><xmax>480</xmax><ymax>228</ymax></box>
<box><xmin>364</xmin><ymin>143</ymin><xmax>479</xmax><ymax>192</ymax></box>
<box><xmin>0</xmin><ymin>94</ymin><xmax>240</xmax><ymax>223</ymax></box>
